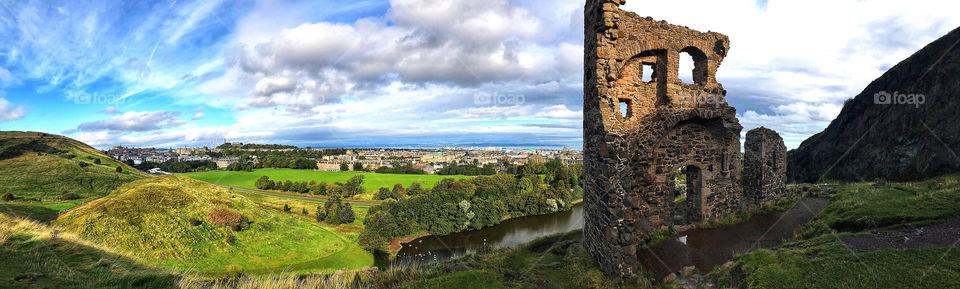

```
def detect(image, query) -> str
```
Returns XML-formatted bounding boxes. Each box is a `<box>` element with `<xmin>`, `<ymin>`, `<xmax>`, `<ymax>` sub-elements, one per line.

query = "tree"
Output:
<box><xmin>338</xmin><ymin>203</ymin><xmax>356</xmax><ymax>224</ymax></box>
<box><xmin>255</xmin><ymin>176</ymin><xmax>272</xmax><ymax>190</ymax></box>
<box><xmin>343</xmin><ymin>175</ymin><xmax>365</xmax><ymax>198</ymax></box>
<box><xmin>340</xmin><ymin>162</ymin><xmax>350</xmax><ymax>171</ymax></box>
<box><xmin>407</xmin><ymin>182</ymin><xmax>424</xmax><ymax>196</ymax></box>
<box><xmin>374</xmin><ymin>188</ymin><xmax>393</xmax><ymax>200</ymax></box>
<box><xmin>353</xmin><ymin>162</ymin><xmax>364</xmax><ymax>171</ymax></box>
<box><xmin>315</xmin><ymin>205</ymin><xmax>326</xmax><ymax>222</ymax></box>
<box><xmin>391</xmin><ymin>184</ymin><xmax>406</xmax><ymax>199</ymax></box>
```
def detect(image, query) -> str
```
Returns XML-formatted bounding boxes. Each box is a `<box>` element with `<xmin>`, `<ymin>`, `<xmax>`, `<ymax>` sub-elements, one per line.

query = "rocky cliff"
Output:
<box><xmin>788</xmin><ymin>27</ymin><xmax>960</xmax><ymax>183</ymax></box>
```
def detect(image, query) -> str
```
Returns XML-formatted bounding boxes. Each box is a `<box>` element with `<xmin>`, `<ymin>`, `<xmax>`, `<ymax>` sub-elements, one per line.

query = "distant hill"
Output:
<box><xmin>788</xmin><ymin>27</ymin><xmax>960</xmax><ymax>183</ymax></box>
<box><xmin>0</xmin><ymin>131</ymin><xmax>148</xmax><ymax>219</ymax></box>
<box><xmin>53</xmin><ymin>176</ymin><xmax>372</xmax><ymax>274</ymax></box>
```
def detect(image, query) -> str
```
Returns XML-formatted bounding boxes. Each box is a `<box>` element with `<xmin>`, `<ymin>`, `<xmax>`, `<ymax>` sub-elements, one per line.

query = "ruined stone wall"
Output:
<box><xmin>583</xmin><ymin>0</ymin><xmax>744</xmax><ymax>279</ymax></box>
<box><xmin>743</xmin><ymin>127</ymin><xmax>788</xmax><ymax>208</ymax></box>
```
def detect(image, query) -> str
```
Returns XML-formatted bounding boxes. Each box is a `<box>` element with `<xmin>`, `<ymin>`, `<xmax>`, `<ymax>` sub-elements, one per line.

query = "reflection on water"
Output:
<box><xmin>393</xmin><ymin>205</ymin><xmax>584</xmax><ymax>266</ymax></box>
<box><xmin>388</xmin><ymin>197</ymin><xmax>827</xmax><ymax>278</ymax></box>
<box><xmin>638</xmin><ymin>197</ymin><xmax>829</xmax><ymax>280</ymax></box>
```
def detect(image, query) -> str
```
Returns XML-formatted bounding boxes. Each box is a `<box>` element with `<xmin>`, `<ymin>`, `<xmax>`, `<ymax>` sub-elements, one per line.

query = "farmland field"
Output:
<box><xmin>186</xmin><ymin>169</ymin><xmax>474</xmax><ymax>201</ymax></box>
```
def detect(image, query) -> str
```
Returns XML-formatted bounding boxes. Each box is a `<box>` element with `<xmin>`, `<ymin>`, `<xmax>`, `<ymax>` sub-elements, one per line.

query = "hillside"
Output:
<box><xmin>0</xmin><ymin>131</ymin><xmax>148</xmax><ymax>220</ymax></box>
<box><xmin>788</xmin><ymin>27</ymin><xmax>960</xmax><ymax>182</ymax></box>
<box><xmin>53</xmin><ymin>176</ymin><xmax>373</xmax><ymax>274</ymax></box>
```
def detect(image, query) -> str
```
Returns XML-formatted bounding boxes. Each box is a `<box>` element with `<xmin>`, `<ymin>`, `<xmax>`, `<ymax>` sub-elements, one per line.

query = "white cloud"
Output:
<box><xmin>0</xmin><ymin>67</ymin><xmax>21</xmax><ymax>86</ymax></box>
<box><xmin>75</xmin><ymin>111</ymin><xmax>185</xmax><ymax>132</ymax></box>
<box><xmin>97</xmin><ymin>107</ymin><xmax>121</xmax><ymax>114</ymax></box>
<box><xmin>535</xmin><ymin>104</ymin><xmax>581</xmax><ymax>119</ymax></box>
<box><xmin>0</xmin><ymin>98</ymin><xmax>28</xmax><ymax>122</ymax></box>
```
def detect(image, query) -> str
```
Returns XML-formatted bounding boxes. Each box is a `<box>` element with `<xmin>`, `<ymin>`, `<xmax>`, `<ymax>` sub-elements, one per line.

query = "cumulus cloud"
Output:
<box><xmin>75</xmin><ymin>111</ymin><xmax>186</xmax><ymax>132</ymax></box>
<box><xmin>0</xmin><ymin>98</ymin><xmax>28</xmax><ymax>122</ymax></box>
<box><xmin>203</xmin><ymin>0</ymin><xmax>581</xmax><ymax>113</ymax></box>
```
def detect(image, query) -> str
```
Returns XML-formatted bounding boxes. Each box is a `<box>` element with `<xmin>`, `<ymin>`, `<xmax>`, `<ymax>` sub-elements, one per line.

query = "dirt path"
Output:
<box><xmin>210</xmin><ymin>184</ymin><xmax>381</xmax><ymax>206</ymax></box>
<box><xmin>842</xmin><ymin>217</ymin><xmax>960</xmax><ymax>251</ymax></box>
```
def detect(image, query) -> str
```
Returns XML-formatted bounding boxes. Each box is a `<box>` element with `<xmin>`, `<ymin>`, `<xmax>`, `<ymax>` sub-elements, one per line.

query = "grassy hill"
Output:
<box><xmin>0</xmin><ymin>131</ymin><xmax>148</xmax><ymax>220</ymax></box>
<box><xmin>186</xmin><ymin>169</ymin><xmax>474</xmax><ymax>201</ymax></box>
<box><xmin>54</xmin><ymin>176</ymin><xmax>373</xmax><ymax>275</ymax></box>
<box><xmin>0</xmin><ymin>212</ymin><xmax>177</xmax><ymax>289</ymax></box>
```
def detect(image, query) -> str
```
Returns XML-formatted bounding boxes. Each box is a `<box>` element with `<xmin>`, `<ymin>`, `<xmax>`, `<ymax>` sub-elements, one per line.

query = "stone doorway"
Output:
<box><xmin>672</xmin><ymin>165</ymin><xmax>703</xmax><ymax>225</ymax></box>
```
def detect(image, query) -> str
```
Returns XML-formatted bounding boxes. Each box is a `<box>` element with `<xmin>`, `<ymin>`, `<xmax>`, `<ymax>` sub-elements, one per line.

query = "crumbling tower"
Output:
<box><xmin>583</xmin><ymin>0</ymin><xmax>744</xmax><ymax>278</ymax></box>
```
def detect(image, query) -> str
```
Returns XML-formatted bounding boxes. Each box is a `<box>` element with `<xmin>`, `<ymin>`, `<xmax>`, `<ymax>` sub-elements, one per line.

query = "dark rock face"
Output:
<box><xmin>788</xmin><ymin>27</ymin><xmax>960</xmax><ymax>183</ymax></box>
<box><xmin>743</xmin><ymin>127</ymin><xmax>787</xmax><ymax>208</ymax></box>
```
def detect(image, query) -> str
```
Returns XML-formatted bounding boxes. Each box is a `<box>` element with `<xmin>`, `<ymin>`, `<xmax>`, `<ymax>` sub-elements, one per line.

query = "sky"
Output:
<box><xmin>0</xmin><ymin>0</ymin><xmax>957</xmax><ymax>149</ymax></box>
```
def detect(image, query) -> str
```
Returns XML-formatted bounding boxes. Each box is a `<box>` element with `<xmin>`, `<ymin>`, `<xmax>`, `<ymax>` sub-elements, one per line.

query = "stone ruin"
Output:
<box><xmin>743</xmin><ymin>127</ymin><xmax>788</xmax><ymax>208</ymax></box>
<box><xmin>582</xmin><ymin>0</ymin><xmax>791</xmax><ymax>279</ymax></box>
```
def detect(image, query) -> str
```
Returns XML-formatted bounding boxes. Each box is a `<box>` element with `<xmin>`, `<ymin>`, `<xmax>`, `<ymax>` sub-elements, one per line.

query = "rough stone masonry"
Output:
<box><xmin>582</xmin><ymin>0</ymin><xmax>790</xmax><ymax>279</ymax></box>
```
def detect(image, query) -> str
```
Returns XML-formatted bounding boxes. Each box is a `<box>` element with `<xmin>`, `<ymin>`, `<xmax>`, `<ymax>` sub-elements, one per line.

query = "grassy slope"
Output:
<box><xmin>718</xmin><ymin>174</ymin><xmax>960</xmax><ymax>288</ymax></box>
<box><xmin>0</xmin><ymin>213</ymin><xmax>177</xmax><ymax>289</ymax></box>
<box><xmin>186</xmin><ymin>169</ymin><xmax>473</xmax><ymax>201</ymax></box>
<box><xmin>54</xmin><ymin>176</ymin><xmax>373</xmax><ymax>275</ymax></box>
<box><xmin>0</xmin><ymin>131</ymin><xmax>148</xmax><ymax>220</ymax></box>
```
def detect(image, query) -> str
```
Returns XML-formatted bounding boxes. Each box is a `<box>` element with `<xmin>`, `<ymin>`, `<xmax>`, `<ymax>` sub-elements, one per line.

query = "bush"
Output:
<box><xmin>283</xmin><ymin>204</ymin><xmax>292</xmax><ymax>212</ymax></box>
<box><xmin>116</xmin><ymin>166</ymin><xmax>123</xmax><ymax>173</ymax></box>
<box><xmin>208</xmin><ymin>209</ymin><xmax>250</xmax><ymax>231</ymax></box>
<box><xmin>301</xmin><ymin>207</ymin><xmax>308</xmax><ymax>215</ymax></box>
<box><xmin>93</xmin><ymin>158</ymin><xmax>101</xmax><ymax>165</ymax></box>
<box><xmin>1</xmin><ymin>192</ymin><xmax>14</xmax><ymax>201</ymax></box>
<box><xmin>79</xmin><ymin>162</ymin><xmax>91</xmax><ymax>168</ymax></box>
<box><xmin>61</xmin><ymin>192</ymin><xmax>81</xmax><ymax>200</ymax></box>
<box><xmin>189</xmin><ymin>218</ymin><xmax>202</xmax><ymax>226</ymax></box>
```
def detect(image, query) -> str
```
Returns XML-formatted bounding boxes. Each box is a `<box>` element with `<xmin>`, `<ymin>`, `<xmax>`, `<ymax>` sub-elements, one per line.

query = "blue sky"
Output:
<box><xmin>0</xmin><ymin>0</ymin><xmax>957</xmax><ymax>149</ymax></box>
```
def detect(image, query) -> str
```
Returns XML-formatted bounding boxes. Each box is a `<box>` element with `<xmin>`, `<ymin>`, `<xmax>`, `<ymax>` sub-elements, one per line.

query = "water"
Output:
<box><xmin>390</xmin><ymin>197</ymin><xmax>828</xmax><ymax>278</ymax></box>
<box><xmin>638</xmin><ymin>197</ymin><xmax>829</xmax><ymax>280</ymax></box>
<box><xmin>394</xmin><ymin>205</ymin><xmax>584</xmax><ymax>266</ymax></box>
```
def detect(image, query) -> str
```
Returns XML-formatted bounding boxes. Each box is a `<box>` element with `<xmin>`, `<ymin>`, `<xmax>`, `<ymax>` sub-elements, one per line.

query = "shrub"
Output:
<box><xmin>301</xmin><ymin>207</ymin><xmax>308</xmax><ymax>215</ymax></box>
<box><xmin>61</xmin><ymin>192</ymin><xmax>81</xmax><ymax>200</ymax></box>
<box><xmin>116</xmin><ymin>166</ymin><xmax>123</xmax><ymax>173</ymax></box>
<box><xmin>1</xmin><ymin>192</ymin><xmax>13</xmax><ymax>201</ymax></box>
<box><xmin>283</xmin><ymin>204</ymin><xmax>291</xmax><ymax>212</ymax></box>
<box><xmin>93</xmin><ymin>158</ymin><xmax>101</xmax><ymax>165</ymax></box>
<box><xmin>79</xmin><ymin>162</ymin><xmax>91</xmax><ymax>168</ymax></box>
<box><xmin>210</xmin><ymin>199</ymin><xmax>232</xmax><ymax>207</ymax></box>
<box><xmin>189</xmin><ymin>218</ymin><xmax>202</xmax><ymax>226</ymax></box>
<box><xmin>208</xmin><ymin>209</ymin><xmax>250</xmax><ymax>231</ymax></box>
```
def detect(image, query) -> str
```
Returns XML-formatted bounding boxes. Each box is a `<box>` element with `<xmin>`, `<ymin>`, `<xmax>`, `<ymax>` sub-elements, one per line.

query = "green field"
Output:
<box><xmin>186</xmin><ymin>169</ymin><xmax>474</xmax><ymax>201</ymax></box>
<box><xmin>54</xmin><ymin>176</ymin><xmax>373</xmax><ymax>275</ymax></box>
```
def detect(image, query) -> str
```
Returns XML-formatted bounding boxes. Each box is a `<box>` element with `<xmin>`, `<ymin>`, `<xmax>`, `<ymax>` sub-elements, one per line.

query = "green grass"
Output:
<box><xmin>0</xmin><ymin>131</ymin><xmax>148</xmax><ymax>220</ymax></box>
<box><xmin>185</xmin><ymin>169</ymin><xmax>474</xmax><ymax>201</ymax></box>
<box><xmin>715</xmin><ymin>174</ymin><xmax>960</xmax><ymax>288</ymax></box>
<box><xmin>53</xmin><ymin>176</ymin><xmax>373</xmax><ymax>275</ymax></box>
<box><xmin>0</xmin><ymin>213</ymin><xmax>179</xmax><ymax>289</ymax></box>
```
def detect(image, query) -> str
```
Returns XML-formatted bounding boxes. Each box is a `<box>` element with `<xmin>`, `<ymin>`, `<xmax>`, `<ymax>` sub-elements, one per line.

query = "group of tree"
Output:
<box><xmin>358</xmin><ymin>163</ymin><xmax>583</xmax><ymax>252</ymax></box>
<box><xmin>127</xmin><ymin>160</ymin><xmax>218</xmax><ymax>173</ymax></box>
<box><xmin>374</xmin><ymin>183</ymin><xmax>411</xmax><ymax>201</ymax></box>
<box><xmin>254</xmin><ymin>175</ymin><xmax>366</xmax><ymax>198</ymax></box>
<box><xmin>315</xmin><ymin>196</ymin><xmax>356</xmax><ymax>225</ymax></box>
<box><xmin>374</xmin><ymin>161</ymin><xmax>426</xmax><ymax>174</ymax></box>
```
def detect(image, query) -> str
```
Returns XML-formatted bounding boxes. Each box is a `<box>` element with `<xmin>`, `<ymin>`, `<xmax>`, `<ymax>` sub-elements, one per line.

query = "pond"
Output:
<box><xmin>393</xmin><ymin>205</ymin><xmax>584</xmax><ymax>266</ymax></box>
<box><xmin>390</xmin><ymin>197</ymin><xmax>828</xmax><ymax>279</ymax></box>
